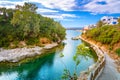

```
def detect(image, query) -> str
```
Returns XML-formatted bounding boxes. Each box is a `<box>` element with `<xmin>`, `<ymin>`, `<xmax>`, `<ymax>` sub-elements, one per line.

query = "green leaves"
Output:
<box><xmin>76</xmin><ymin>60</ymin><xmax>80</xmax><ymax>66</ymax></box>
<box><xmin>76</xmin><ymin>44</ymin><xmax>90</xmax><ymax>55</ymax></box>
<box><xmin>61</xmin><ymin>69</ymin><xmax>78</xmax><ymax>80</ymax></box>
<box><xmin>11</xmin><ymin>4</ymin><xmax>40</xmax><ymax>39</ymax></box>
<box><xmin>61</xmin><ymin>69</ymin><xmax>70</xmax><ymax>79</ymax></box>
<box><xmin>73</xmin><ymin>55</ymin><xmax>77</xmax><ymax>61</ymax></box>
<box><xmin>115</xmin><ymin>48</ymin><xmax>120</xmax><ymax>56</ymax></box>
<box><xmin>60</xmin><ymin>53</ymin><xmax>64</xmax><ymax>58</ymax></box>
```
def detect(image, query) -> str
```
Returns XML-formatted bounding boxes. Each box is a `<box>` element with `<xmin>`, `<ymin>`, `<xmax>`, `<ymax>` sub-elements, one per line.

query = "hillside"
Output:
<box><xmin>83</xmin><ymin>25</ymin><xmax>120</xmax><ymax>59</ymax></box>
<box><xmin>0</xmin><ymin>3</ymin><xmax>66</xmax><ymax>48</ymax></box>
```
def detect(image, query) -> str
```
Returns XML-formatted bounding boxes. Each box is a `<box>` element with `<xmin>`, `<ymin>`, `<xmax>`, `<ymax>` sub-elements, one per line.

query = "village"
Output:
<box><xmin>83</xmin><ymin>16</ymin><xmax>120</xmax><ymax>33</ymax></box>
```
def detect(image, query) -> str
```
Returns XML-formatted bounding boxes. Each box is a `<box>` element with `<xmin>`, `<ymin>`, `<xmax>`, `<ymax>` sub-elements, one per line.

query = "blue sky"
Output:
<box><xmin>0</xmin><ymin>0</ymin><xmax>120</xmax><ymax>28</ymax></box>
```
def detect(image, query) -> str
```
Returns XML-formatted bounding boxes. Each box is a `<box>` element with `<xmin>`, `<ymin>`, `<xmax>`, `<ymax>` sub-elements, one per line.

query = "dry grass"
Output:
<box><xmin>40</xmin><ymin>37</ymin><xmax>51</xmax><ymax>44</ymax></box>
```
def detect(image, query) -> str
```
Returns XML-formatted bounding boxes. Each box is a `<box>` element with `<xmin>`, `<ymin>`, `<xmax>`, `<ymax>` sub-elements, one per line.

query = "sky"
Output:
<box><xmin>0</xmin><ymin>0</ymin><xmax>120</xmax><ymax>28</ymax></box>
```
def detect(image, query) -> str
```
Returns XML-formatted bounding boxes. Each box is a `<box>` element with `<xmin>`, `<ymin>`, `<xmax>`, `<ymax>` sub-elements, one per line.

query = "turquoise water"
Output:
<box><xmin>0</xmin><ymin>30</ymin><xmax>96</xmax><ymax>80</ymax></box>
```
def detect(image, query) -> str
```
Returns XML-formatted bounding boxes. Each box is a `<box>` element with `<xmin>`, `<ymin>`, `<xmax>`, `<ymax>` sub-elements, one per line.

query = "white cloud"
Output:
<box><xmin>42</xmin><ymin>14</ymin><xmax>77</xmax><ymax>20</ymax></box>
<box><xmin>61</xmin><ymin>14</ymin><xmax>76</xmax><ymax>18</ymax></box>
<box><xmin>29</xmin><ymin>0</ymin><xmax>76</xmax><ymax>11</ymax></box>
<box><xmin>37</xmin><ymin>8</ymin><xmax>59</xmax><ymax>13</ymax></box>
<box><xmin>0</xmin><ymin>0</ymin><xmax>77</xmax><ymax>21</ymax></box>
<box><xmin>0</xmin><ymin>0</ymin><xmax>120</xmax><ymax>14</ymax></box>
<box><xmin>83</xmin><ymin>0</ymin><xmax>120</xmax><ymax>14</ymax></box>
<box><xmin>0</xmin><ymin>0</ymin><xmax>76</xmax><ymax>11</ymax></box>
<box><xmin>0</xmin><ymin>0</ymin><xmax>27</xmax><ymax>9</ymax></box>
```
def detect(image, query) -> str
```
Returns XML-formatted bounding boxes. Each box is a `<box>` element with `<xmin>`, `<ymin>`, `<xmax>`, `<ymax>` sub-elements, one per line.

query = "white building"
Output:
<box><xmin>83</xmin><ymin>24</ymin><xmax>96</xmax><ymax>33</ymax></box>
<box><xmin>101</xmin><ymin>16</ymin><xmax>119</xmax><ymax>25</ymax></box>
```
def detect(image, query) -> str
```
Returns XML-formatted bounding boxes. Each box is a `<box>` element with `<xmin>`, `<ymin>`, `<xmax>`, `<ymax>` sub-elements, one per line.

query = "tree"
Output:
<box><xmin>11</xmin><ymin>3</ymin><xmax>40</xmax><ymax>40</ymax></box>
<box><xmin>0</xmin><ymin>3</ymin><xmax>66</xmax><ymax>48</ymax></box>
<box><xmin>96</xmin><ymin>20</ymin><xmax>104</xmax><ymax>27</ymax></box>
<box><xmin>15</xmin><ymin>2</ymin><xmax>37</xmax><ymax>13</ymax></box>
<box><xmin>53</xmin><ymin>22</ymin><xmax>66</xmax><ymax>43</ymax></box>
<box><xmin>0</xmin><ymin>7</ymin><xmax>9</xmax><ymax>22</ymax></box>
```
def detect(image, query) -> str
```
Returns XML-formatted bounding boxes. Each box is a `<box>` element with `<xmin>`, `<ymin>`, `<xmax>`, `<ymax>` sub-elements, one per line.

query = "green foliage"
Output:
<box><xmin>26</xmin><ymin>38</ymin><xmax>39</xmax><ymax>45</ymax></box>
<box><xmin>96</xmin><ymin>20</ymin><xmax>104</xmax><ymax>27</ymax></box>
<box><xmin>61</xmin><ymin>69</ymin><xmax>70</xmax><ymax>79</ymax></box>
<box><xmin>11</xmin><ymin>4</ymin><xmax>40</xmax><ymax>39</ymax></box>
<box><xmin>76</xmin><ymin>44</ymin><xmax>92</xmax><ymax>58</ymax></box>
<box><xmin>86</xmin><ymin>25</ymin><xmax>120</xmax><ymax>45</ymax></box>
<box><xmin>60</xmin><ymin>53</ymin><xmax>64</xmax><ymax>57</ymax></box>
<box><xmin>76</xmin><ymin>59</ymin><xmax>80</xmax><ymax>66</ymax></box>
<box><xmin>115</xmin><ymin>48</ymin><xmax>120</xmax><ymax>56</ymax></box>
<box><xmin>0</xmin><ymin>3</ymin><xmax>66</xmax><ymax>48</ymax></box>
<box><xmin>61</xmin><ymin>69</ymin><xmax>77</xmax><ymax>80</ymax></box>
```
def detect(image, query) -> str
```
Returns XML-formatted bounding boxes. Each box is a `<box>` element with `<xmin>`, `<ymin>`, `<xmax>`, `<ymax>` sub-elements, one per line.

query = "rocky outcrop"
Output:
<box><xmin>0</xmin><ymin>43</ymin><xmax>58</xmax><ymax>62</ymax></box>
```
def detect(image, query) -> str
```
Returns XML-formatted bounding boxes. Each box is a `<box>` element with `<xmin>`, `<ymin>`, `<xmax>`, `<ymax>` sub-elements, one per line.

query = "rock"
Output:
<box><xmin>44</xmin><ymin>43</ymin><xmax>58</xmax><ymax>49</ymax></box>
<box><xmin>0</xmin><ymin>43</ymin><xmax>58</xmax><ymax>62</ymax></box>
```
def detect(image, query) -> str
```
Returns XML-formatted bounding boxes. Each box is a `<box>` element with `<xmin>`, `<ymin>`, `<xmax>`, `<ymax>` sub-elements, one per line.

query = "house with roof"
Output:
<box><xmin>101</xmin><ymin>16</ymin><xmax>119</xmax><ymax>25</ymax></box>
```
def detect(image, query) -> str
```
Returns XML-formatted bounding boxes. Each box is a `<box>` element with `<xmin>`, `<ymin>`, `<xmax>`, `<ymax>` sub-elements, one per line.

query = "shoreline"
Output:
<box><xmin>0</xmin><ymin>43</ymin><xmax>58</xmax><ymax>63</ymax></box>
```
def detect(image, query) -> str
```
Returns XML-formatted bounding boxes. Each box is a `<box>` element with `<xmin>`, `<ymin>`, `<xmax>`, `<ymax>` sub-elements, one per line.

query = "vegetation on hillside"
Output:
<box><xmin>84</xmin><ymin>19</ymin><xmax>120</xmax><ymax>56</ymax></box>
<box><xmin>115</xmin><ymin>48</ymin><xmax>120</xmax><ymax>56</ymax></box>
<box><xmin>86</xmin><ymin>25</ymin><xmax>120</xmax><ymax>45</ymax></box>
<box><xmin>0</xmin><ymin>3</ymin><xmax>66</xmax><ymax>48</ymax></box>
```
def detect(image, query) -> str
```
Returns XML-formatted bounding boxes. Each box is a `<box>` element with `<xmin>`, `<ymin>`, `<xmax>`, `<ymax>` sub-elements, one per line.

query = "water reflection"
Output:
<box><xmin>0</xmin><ymin>52</ymin><xmax>56</xmax><ymax>80</ymax></box>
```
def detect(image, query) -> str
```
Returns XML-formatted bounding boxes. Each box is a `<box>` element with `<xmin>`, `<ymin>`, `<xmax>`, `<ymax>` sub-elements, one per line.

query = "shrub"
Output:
<box><xmin>115</xmin><ymin>48</ymin><xmax>120</xmax><ymax>56</ymax></box>
<box><xmin>86</xmin><ymin>25</ymin><xmax>120</xmax><ymax>45</ymax></box>
<box><xmin>26</xmin><ymin>38</ymin><xmax>39</xmax><ymax>45</ymax></box>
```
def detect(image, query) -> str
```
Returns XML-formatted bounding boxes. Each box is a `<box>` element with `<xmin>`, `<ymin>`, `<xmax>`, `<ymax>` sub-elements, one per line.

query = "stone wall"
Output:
<box><xmin>78</xmin><ymin>36</ymin><xmax>105</xmax><ymax>80</ymax></box>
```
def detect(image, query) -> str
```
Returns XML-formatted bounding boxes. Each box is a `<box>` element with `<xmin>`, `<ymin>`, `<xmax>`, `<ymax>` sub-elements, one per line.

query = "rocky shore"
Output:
<box><xmin>0</xmin><ymin>43</ymin><xmax>58</xmax><ymax>62</ymax></box>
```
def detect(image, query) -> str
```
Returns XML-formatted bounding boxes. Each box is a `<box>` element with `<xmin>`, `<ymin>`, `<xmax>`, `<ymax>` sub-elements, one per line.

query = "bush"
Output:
<box><xmin>26</xmin><ymin>38</ymin><xmax>39</xmax><ymax>45</ymax></box>
<box><xmin>115</xmin><ymin>48</ymin><xmax>120</xmax><ymax>56</ymax></box>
